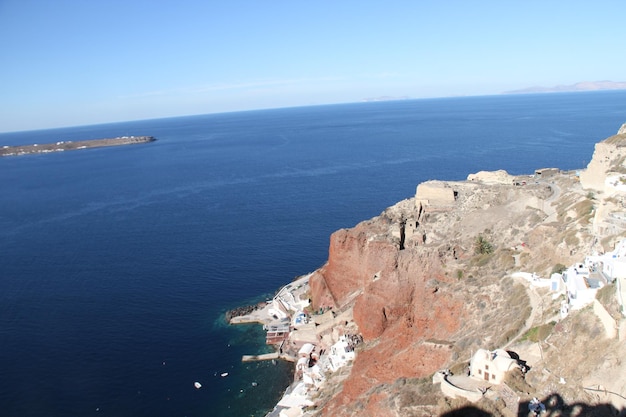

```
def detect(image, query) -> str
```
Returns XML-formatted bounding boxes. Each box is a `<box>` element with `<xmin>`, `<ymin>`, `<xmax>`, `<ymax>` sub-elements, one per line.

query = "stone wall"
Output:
<box><xmin>415</xmin><ymin>181</ymin><xmax>456</xmax><ymax>207</ymax></box>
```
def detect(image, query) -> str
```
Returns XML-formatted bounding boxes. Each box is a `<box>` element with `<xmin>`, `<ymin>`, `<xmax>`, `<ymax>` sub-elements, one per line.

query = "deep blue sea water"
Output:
<box><xmin>1</xmin><ymin>91</ymin><xmax>625</xmax><ymax>417</ymax></box>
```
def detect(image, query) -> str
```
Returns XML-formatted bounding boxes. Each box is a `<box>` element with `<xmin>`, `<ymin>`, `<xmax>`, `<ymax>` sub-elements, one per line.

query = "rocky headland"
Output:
<box><xmin>233</xmin><ymin>123</ymin><xmax>626</xmax><ymax>417</ymax></box>
<box><xmin>0</xmin><ymin>135</ymin><xmax>155</xmax><ymax>157</ymax></box>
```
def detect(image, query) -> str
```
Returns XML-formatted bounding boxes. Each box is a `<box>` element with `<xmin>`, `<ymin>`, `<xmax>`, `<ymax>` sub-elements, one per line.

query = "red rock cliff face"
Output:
<box><xmin>309</xmin><ymin>217</ymin><xmax>466</xmax><ymax>416</ymax></box>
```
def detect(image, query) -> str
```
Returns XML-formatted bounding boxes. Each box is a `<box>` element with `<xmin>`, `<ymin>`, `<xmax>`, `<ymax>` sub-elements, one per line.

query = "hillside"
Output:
<box><xmin>299</xmin><ymin>124</ymin><xmax>626</xmax><ymax>416</ymax></box>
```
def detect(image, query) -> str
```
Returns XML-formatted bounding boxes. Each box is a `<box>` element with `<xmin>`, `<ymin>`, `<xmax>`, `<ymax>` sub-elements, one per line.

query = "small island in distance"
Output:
<box><xmin>504</xmin><ymin>80</ymin><xmax>626</xmax><ymax>94</ymax></box>
<box><xmin>0</xmin><ymin>135</ymin><xmax>156</xmax><ymax>157</ymax></box>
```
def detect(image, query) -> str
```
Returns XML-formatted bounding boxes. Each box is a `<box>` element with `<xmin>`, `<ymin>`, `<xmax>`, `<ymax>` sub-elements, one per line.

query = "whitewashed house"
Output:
<box><xmin>327</xmin><ymin>336</ymin><xmax>356</xmax><ymax>372</ymax></box>
<box><xmin>593</xmin><ymin>238</ymin><xmax>626</xmax><ymax>315</ymax></box>
<box><xmin>562</xmin><ymin>263</ymin><xmax>604</xmax><ymax>310</ymax></box>
<box><xmin>268</xmin><ymin>297</ymin><xmax>289</xmax><ymax>320</ymax></box>
<box><xmin>302</xmin><ymin>364</ymin><xmax>325</xmax><ymax>389</ymax></box>
<box><xmin>550</xmin><ymin>272</ymin><xmax>566</xmax><ymax>293</ymax></box>
<box><xmin>469</xmin><ymin>349</ymin><xmax>519</xmax><ymax>384</ymax></box>
<box><xmin>269</xmin><ymin>275</ymin><xmax>311</xmax><ymax>322</ymax></box>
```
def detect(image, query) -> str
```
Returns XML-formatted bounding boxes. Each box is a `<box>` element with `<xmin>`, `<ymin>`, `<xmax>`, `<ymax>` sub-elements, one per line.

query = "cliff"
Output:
<box><xmin>304</xmin><ymin>124</ymin><xmax>626</xmax><ymax>416</ymax></box>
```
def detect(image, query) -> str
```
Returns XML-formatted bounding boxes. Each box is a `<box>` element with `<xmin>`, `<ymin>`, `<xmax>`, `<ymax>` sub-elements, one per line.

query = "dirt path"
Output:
<box><xmin>504</xmin><ymin>279</ymin><xmax>543</xmax><ymax>349</ymax></box>
<box><xmin>540</xmin><ymin>181</ymin><xmax>561</xmax><ymax>223</ymax></box>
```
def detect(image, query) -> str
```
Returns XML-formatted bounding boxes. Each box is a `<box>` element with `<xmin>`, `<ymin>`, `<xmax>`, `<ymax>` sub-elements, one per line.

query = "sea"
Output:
<box><xmin>1</xmin><ymin>91</ymin><xmax>625</xmax><ymax>417</ymax></box>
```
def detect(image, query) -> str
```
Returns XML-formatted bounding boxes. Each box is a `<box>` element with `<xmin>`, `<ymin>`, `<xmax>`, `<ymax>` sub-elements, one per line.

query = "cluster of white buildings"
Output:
<box><xmin>268</xmin><ymin>275</ymin><xmax>312</xmax><ymax>321</ymax></box>
<box><xmin>263</xmin><ymin>275</ymin><xmax>361</xmax><ymax>417</ymax></box>
<box><xmin>530</xmin><ymin>237</ymin><xmax>626</xmax><ymax>315</ymax></box>
<box><xmin>587</xmin><ymin>238</ymin><xmax>626</xmax><ymax>313</ymax></box>
<box><xmin>513</xmin><ymin>236</ymin><xmax>626</xmax><ymax>316</ymax></box>
<box><xmin>272</xmin><ymin>335</ymin><xmax>359</xmax><ymax>416</ymax></box>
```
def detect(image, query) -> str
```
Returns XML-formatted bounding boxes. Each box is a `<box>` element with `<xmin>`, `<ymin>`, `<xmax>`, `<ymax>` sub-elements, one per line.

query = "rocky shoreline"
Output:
<box><xmin>224</xmin><ymin>301</ymin><xmax>268</xmax><ymax>323</ymax></box>
<box><xmin>0</xmin><ymin>135</ymin><xmax>156</xmax><ymax>157</ymax></box>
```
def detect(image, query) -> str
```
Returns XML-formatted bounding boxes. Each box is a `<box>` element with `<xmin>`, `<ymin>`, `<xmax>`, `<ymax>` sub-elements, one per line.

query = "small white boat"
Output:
<box><xmin>221</xmin><ymin>372</ymin><xmax>229</xmax><ymax>377</ymax></box>
<box><xmin>194</xmin><ymin>382</ymin><xmax>202</xmax><ymax>389</ymax></box>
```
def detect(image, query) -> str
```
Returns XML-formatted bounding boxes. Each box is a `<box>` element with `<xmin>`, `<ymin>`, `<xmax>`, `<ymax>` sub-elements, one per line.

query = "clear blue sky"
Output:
<box><xmin>1</xmin><ymin>0</ymin><xmax>624</xmax><ymax>132</ymax></box>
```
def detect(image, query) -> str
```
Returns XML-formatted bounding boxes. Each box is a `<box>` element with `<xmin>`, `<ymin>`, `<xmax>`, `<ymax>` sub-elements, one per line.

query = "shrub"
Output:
<box><xmin>521</xmin><ymin>322</ymin><xmax>555</xmax><ymax>342</ymax></box>
<box><xmin>551</xmin><ymin>263</ymin><xmax>567</xmax><ymax>275</ymax></box>
<box><xmin>474</xmin><ymin>235</ymin><xmax>494</xmax><ymax>255</ymax></box>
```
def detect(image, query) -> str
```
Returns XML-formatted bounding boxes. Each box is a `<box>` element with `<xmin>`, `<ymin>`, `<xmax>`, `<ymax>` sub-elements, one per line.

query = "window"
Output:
<box><xmin>492</xmin><ymin>374</ymin><xmax>495</xmax><ymax>380</ymax></box>
<box><xmin>478</xmin><ymin>369</ymin><xmax>482</xmax><ymax>375</ymax></box>
<box><xmin>485</xmin><ymin>365</ymin><xmax>489</xmax><ymax>370</ymax></box>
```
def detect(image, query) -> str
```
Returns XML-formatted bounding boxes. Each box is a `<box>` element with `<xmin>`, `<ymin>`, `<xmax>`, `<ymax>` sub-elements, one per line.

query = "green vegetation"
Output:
<box><xmin>474</xmin><ymin>235</ymin><xmax>494</xmax><ymax>255</ymax></box>
<box><xmin>471</xmin><ymin>235</ymin><xmax>496</xmax><ymax>267</ymax></box>
<box><xmin>521</xmin><ymin>322</ymin><xmax>555</xmax><ymax>343</ymax></box>
<box><xmin>455</xmin><ymin>269</ymin><xmax>463</xmax><ymax>280</ymax></box>
<box><xmin>551</xmin><ymin>263</ymin><xmax>567</xmax><ymax>275</ymax></box>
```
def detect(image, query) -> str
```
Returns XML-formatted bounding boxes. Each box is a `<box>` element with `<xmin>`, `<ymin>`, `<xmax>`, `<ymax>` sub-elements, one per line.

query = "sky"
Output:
<box><xmin>1</xmin><ymin>0</ymin><xmax>625</xmax><ymax>132</ymax></box>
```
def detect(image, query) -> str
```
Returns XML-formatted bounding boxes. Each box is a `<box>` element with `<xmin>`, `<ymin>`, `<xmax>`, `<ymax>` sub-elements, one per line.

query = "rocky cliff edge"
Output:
<box><xmin>305</xmin><ymin>124</ymin><xmax>626</xmax><ymax>416</ymax></box>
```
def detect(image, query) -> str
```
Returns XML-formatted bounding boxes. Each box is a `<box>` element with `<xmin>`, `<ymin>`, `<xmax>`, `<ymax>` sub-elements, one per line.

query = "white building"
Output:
<box><xmin>270</xmin><ymin>276</ymin><xmax>311</xmax><ymax>321</ymax></box>
<box><xmin>298</xmin><ymin>343</ymin><xmax>315</xmax><ymax>358</ymax></box>
<box><xmin>512</xmin><ymin>271</ymin><xmax>553</xmax><ymax>289</ymax></box>
<box><xmin>562</xmin><ymin>263</ymin><xmax>604</xmax><ymax>310</ymax></box>
<box><xmin>592</xmin><ymin>238</ymin><xmax>626</xmax><ymax>315</ymax></box>
<box><xmin>469</xmin><ymin>349</ymin><xmax>519</xmax><ymax>384</ymax></box>
<box><xmin>550</xmin><ymin>273</ymin><xmax>566</xmax><ymax>293</ymax></box>
<box><xmin>302</xmin><ymin>364</ymin><xmax>325</xmax><ymax>389</ymax></box>
<box><xmin>327</xmin><ymin>336</ymin><xmax>356</xmax><ymax>372</ymax></box>
<box><xmin>276</xmin><ymin>382</ymin><xmax>313</xmax><ymax>416</ymax></box>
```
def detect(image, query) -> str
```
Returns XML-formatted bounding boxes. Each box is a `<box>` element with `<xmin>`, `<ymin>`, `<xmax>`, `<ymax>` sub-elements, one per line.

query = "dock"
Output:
<box><xmin>242</xmin><ymin>352</ymin><xmax>280</xmax><ymax>362</ymax></box>
<box><xmin>242</xmin><ymin>352</ymin><xmax>296</xmax><ymax>363</ymax></box>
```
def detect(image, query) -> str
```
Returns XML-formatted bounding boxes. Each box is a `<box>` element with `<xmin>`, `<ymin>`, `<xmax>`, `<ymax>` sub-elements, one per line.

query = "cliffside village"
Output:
<box><xmin>229</xmin><ymin>124</ymin><xmax>626</xmax><ymax>417</ymax></box>
<box><xmin>230</xmin><ymin>272</ymin><xmax>363</xmax><ymax>417</ymax></box>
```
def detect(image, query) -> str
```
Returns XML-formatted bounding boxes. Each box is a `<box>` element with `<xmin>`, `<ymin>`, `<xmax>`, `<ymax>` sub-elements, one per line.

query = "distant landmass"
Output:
<box><xmin>0</xmin><ymin>136</ymin><xmax>155</xmax><ymax>157</ymax></box>
<box><xmin>361</xmin><ymin>95</ymin><xmax>410</xmax><ymax>102</ymax></box>
<box><xmin>505</xmin><ymin>80</ymin><xmax>626</xmax><ymax>94</ymax></box>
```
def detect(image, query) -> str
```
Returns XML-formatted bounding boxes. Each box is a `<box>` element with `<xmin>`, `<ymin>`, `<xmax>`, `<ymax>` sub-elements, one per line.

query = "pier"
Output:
<box><xmin>242</xmin><ymin>352</ymin><xmax>296</xmax><ymax>362</ymax></box>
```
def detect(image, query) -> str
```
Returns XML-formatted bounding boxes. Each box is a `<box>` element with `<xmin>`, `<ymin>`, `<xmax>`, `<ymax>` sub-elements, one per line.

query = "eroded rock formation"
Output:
<box><xmin>304</xmin><ymin>125</ymin><xmax>626</xmax><ymax>416</ymax></box>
